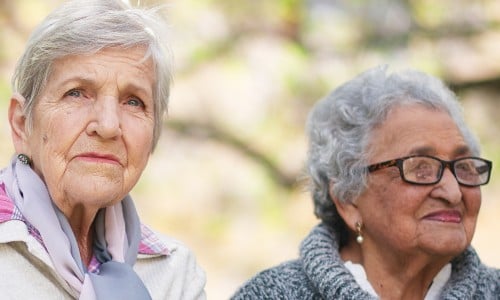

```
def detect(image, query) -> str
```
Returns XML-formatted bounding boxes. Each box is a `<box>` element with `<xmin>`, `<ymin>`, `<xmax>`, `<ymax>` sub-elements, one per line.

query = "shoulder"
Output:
<box><xmin>231</xmin><ymin>259</ymin><xmax>316</xmax><ymax>300</ymax></box>
<box><xmin>0</xmin><ymin>235</ymin><xmax>73</xmax><ymax>298</ymax></box>
<box><xmin>135</xmin><ymin>227</ymin><xmax>207</xmax><ymax>300</ymax></box>
<box><xmin>136</xmin><ymin>226</ymin><xmax>204</xmax><ymax>273</ymax></box>
<box><xmin>446</xmin><ymin>247</ymin><xmax>500</xmax><ymax>297</ymax></box>
<box><xmin>470</xmin><ymin>264</ymin><xmax>500</xmax><ymax>297</ymax></box>
<box><xmin>453</xmin><ymin>247</ymin><xmax>500</xmax><ymax>280</ymax></box>
<box><xmin>138</xmin><ymin>225</ymin><xmax>197</xmax><ymax>259</ymax></box>
<box><xmin>478</xmin><ymin>264</ymin><xmax>500</xmax><ymax>287</ymax></box>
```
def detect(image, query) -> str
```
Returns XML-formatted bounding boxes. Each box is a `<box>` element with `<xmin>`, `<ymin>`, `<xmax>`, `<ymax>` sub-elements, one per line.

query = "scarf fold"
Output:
<box><xmin>1</xmin><ymin>157</ymin><xmax>151</xmax><ymax>300</ymax></box>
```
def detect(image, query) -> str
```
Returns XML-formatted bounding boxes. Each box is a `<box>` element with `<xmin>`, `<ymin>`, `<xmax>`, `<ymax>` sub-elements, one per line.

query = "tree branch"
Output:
<box><xmin>166</xmin><ymin>119</ymin><xmax>298</xmax><ymax>189</ymax></box>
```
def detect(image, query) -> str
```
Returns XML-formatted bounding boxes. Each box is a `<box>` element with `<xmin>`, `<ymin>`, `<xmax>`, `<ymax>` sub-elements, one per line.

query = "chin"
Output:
<box><xmin>423</xmin><ymin>236</ymin><xmax>470</xmax><ymax>257</ymax></box>
<box><xmin>66</xmin><ymin>188</ymin><xmax>126</xmax><ymax>209</ymax></box>
<box><xmin>420</xmin><ymin>222</ymin><xmax>473</xmax><ymax>253</ymax></box>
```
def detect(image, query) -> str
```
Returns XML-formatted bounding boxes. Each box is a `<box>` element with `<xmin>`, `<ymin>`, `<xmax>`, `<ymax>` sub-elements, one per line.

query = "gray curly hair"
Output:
<box><xmin>306</xmin><ymin>65</ymin><xmax>480</xmax><ymax>229</ymax></box>
<box><xmin>11</xmin><ymin>0</ymin><xmax>172</xmax><ymax>150</ymax></box>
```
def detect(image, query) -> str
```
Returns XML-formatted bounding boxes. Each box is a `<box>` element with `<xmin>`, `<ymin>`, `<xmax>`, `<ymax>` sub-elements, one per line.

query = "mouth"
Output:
<box><xmin>423</xmin><ymin>210</ymin><xmax>462</xmax><ymax>223</ymax></box>
<box><xmin>76</xmin><ymin>152</ymin><xmax>122</xmax><ymax>166</ymax></box>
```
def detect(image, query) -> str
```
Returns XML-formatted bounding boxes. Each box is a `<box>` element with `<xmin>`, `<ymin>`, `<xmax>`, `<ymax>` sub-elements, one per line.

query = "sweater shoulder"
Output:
<box><xmin>477</xmin><ymin>264</ymin><xmax>500</xmax><ymax>293</ymax></box>
<box><xmin>231</xmin><ymin>259</ymin><xmax>318</xmax><ymax>300</ymax></box>
<box><xmin>444</xmin><ymin>249</ymin><xmax>500</xmax><ymax>298</ymax></box>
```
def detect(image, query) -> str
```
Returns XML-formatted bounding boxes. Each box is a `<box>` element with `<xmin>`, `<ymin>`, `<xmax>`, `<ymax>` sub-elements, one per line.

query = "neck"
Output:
<box><xmin>365</xmin><ymin>265</ymin><xmax>439</xmax><ymax>300</ymax></box>
<box><xmin>341</xmin><ymin>238</ymin><xmax>451</xmax><ymax>300</ymax></box>
<box><xmin>65</xmin><ymin>205</ymin><xmax>98</xmax><ymax>266</ymax></box>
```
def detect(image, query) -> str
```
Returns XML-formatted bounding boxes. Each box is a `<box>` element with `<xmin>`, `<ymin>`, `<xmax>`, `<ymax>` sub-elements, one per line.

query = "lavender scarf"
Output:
<box><xmin>0</xmin><ymin>157</ymin><xmax>151</xmax><ymax>300</ymax></box>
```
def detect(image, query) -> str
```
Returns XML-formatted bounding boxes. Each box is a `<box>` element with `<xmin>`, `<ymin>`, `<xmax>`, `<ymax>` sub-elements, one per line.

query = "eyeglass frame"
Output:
<box><xmin>366</xmin><ymin>155</ymin><xmax>492</xmax><ymax>187</ymax></box>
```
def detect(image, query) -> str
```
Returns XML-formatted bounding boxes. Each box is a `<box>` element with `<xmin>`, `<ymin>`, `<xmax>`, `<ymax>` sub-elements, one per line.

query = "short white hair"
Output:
<box><xmin>12</xmin><ymin>0</ymin><xmax>172</xmax><ymax>150</ymax></box>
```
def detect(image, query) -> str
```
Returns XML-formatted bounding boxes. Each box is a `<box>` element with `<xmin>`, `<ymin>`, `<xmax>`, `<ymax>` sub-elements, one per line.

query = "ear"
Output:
<box><xmin>329</xmin><ymin>181</ymin><xmax>361</xmax><ymax>232</ymax></box>
<box><xmin>9</xmin><ymin>93</ymin><xmax>30</xmax><ymax>155</ymax></box>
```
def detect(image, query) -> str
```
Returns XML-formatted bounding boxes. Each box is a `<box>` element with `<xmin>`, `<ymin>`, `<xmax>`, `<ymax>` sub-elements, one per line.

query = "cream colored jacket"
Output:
<box><xmin>0</xmin><ymin>220</ymin><xmax>206</xmax><ymax>300</ymax></box>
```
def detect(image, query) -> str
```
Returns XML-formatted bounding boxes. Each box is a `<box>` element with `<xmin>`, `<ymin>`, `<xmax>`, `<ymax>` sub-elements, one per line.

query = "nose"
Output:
<box><xmin>86</xmin><ymin>96</ymin><xmax>122</xmax><ymax>139</ymax></box>
<box><xmin>431</xmin><ymin>167</ymin><xmax>462</xmax><ymax>204</ymax></box>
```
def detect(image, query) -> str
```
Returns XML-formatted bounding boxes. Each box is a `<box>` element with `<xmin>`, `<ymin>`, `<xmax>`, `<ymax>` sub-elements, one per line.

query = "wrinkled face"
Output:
<box><xmin>21</xmin><ymin>47</ymin><xmax>155</xmax><ymax>216</ymax></box>
<box><xmin>357</xmin><ymin>104</ymin><xmax>481</xmax><ymax>258</ymax></box>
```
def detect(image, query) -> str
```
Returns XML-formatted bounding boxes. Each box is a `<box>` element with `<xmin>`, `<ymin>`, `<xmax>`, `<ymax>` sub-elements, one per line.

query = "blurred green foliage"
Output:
<box><xmin>1</xmin><ymin>0</ymin><xmax>500</xmax><ymax>298</ymax></box>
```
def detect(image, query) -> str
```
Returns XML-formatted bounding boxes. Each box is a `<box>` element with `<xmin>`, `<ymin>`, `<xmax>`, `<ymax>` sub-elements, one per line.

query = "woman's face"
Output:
<box><xmin>357</xmin><ymin>104</ymin><xmax>481</xmax><ymax>259</ymax></box>
<box><xmin>19</xmin><ymin>47</ymin><xmax>155</xmax><ymax>216</ymax></box>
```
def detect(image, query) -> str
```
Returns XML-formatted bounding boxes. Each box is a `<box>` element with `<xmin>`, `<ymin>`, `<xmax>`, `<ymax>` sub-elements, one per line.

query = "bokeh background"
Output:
<box><xmin>1</xmin><ymin>0</ymin><xmax>499</xmax><ymax>299</ymax></box>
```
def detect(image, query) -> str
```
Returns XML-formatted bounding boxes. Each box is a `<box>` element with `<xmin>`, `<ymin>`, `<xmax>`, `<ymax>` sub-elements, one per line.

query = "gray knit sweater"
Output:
<box><xmin>231</xmin><ymin>223</ymin><xmax>500</xmax><ymax>299</ymax></box>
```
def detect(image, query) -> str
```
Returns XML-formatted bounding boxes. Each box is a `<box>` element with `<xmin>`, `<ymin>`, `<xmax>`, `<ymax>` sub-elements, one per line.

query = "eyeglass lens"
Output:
<box><xmin>402</xmin><ymin>157</ymin><xmax>490</xmax><ymax>186</ymax></box>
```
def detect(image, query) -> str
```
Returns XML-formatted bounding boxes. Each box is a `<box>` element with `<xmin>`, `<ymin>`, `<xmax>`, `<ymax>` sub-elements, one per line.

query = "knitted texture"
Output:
<box><xmin>231</xmin><ymin>223</ymin><xmax>500</xmax><ymax>299</ymax></box>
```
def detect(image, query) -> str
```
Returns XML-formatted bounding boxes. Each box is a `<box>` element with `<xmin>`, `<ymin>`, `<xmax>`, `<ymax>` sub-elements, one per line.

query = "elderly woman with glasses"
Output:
<box><xmin>232</xmin><ymin>66</ymin><xmax>499</xmax><ymax>299</ymax></box>
<box><xmin>0</xmin><ymin>0</ymin><xmax>205</xmax><ymax>299</ymax></box>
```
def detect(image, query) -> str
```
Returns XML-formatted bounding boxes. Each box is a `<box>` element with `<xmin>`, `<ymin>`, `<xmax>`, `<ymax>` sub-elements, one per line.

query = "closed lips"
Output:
<box><xmin>77</xmin><ymin>153</ymin><xmax>122</xmax><ymax>165</ymax></box>
<box><xmin>423</xmin><ymin>210</ymin><xmax>462</xmax><ymax>223</ymax></box>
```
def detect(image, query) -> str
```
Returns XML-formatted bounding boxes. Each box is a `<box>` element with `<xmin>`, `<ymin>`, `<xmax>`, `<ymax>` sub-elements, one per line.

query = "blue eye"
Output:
<box><xmin>66</xmin><ymin>89</ymin><xmax>82</xmax><ymax>97</ymax></box>
<box><xmin>127</xmin><ymin>98</ymin><xmax>144</xmax><ymax>107</ymax></box>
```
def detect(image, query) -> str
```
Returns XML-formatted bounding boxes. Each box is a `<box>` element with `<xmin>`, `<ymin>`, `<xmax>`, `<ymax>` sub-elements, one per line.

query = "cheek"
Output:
<box><xmin>125</xmin><ymin>122</ymin><xmax>154</xmax><ymax>161</ymax></box>
<box><xmin>362</xmin><ymin>187</ymin><xmax>427</xmax><ymax>248</ymax></box>
<box><xmin>29</xmin><ymin>115</ymin><xmax>78</xmax><ymax>169</ymax></box>
<box><xmin>129</xmin><ymin>116</ymin><xmax>154</xmax><ymax>139</ymax></box>
<box><xmin>33</xmin><ymin>112</ymin><xmax>60</xmax><ymax>142</ymax></box>
<box><xmin>38</xmin><ymin>124</ymin><xmax>69</xmax><ymax>153</ymax></box>
<box><xmin>360</xmin><ymin>184</ymin><xmax>394</xmax><ymax>224</ymax></box>
<box><xmin>463</xmin><ymin>188</ymin><xmax>481</xmax><ymax>218</ymax></box>
<box><xmin>368</xmin><ymin>184</ymin><xmax>424</xmax><ymax>225</ymax></box>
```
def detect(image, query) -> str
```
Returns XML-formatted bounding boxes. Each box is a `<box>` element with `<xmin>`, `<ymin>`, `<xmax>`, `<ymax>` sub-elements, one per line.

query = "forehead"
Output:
<box><xmin>46</xmin><ymin>47</ymin><xmax>155</xmax><ymax>90</ymax></box>
<box><xmin>368</xmin><ymin>104</ymin><xmax>470</xmax><ymax>161</ymax></box>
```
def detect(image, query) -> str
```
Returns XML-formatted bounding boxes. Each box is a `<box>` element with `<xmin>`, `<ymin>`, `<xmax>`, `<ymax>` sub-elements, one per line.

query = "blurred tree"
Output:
<box><xmin>1</xmin><ymin>1</ymin><xmax>499</xmax><ymax>298</ymax></box>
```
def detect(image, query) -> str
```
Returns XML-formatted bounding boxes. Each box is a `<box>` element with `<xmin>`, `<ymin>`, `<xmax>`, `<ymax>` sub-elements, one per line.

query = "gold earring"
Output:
<box><xmin>355</xmin><ymin>221</ymin><xmax>364</xmax><ymax>244</ymax></box>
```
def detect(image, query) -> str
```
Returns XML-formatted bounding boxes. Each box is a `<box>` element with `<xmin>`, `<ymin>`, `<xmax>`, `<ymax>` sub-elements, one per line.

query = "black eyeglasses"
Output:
<box><xmin>367</xmin><ymin>155</ymin><xmax>492</xmax><ymax>187</ymax></box>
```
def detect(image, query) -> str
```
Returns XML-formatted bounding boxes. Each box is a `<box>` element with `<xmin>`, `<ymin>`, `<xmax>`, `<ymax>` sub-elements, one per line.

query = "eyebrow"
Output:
<box><xmin>58</xmin><ymin>76</ymin><xmax>153</xmax><ymax>99</ymax></box>
<box><xmin>408</xmin><ymin>145</ymin><xmax>471</xmax><ymax>157</ymax></box>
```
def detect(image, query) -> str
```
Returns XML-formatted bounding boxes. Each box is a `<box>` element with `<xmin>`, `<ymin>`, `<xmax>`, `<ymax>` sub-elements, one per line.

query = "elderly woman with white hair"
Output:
<box><xmin>0</xmin><ymin>0</ymin><xmax>205</xmax><ymax>299</ymax></box>
<box><xmin>232</xmin><ymin>66</ymin><xmax>500</xmax><ymax>299</ymax></box>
